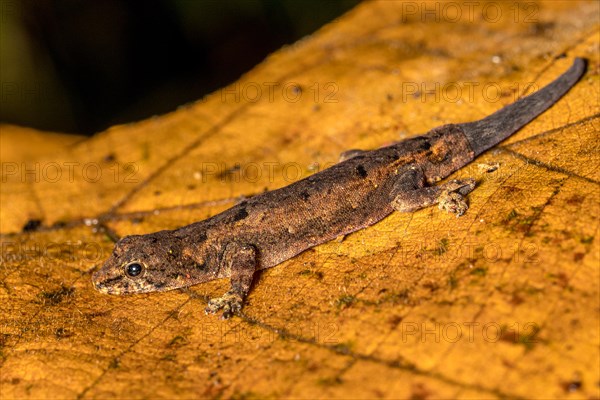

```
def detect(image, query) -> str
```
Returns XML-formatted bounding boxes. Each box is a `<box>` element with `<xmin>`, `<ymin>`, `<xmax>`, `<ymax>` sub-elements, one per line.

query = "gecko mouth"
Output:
<box><xmin>92</xmin><ymin>270</ymin><xmax>162</xmax><ymax>295</ymax></box>
<box><xmin>92</xmin><ymin>274</ymin><xmax>125</xmax><ymax>294</ymax></box>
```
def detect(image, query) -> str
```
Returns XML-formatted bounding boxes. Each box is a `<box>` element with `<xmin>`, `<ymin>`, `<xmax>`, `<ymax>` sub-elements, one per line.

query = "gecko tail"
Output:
<box><xmin>459</xmin><ymin>57</ymin><xmax>586</xmax><ymax>156</ymax></box>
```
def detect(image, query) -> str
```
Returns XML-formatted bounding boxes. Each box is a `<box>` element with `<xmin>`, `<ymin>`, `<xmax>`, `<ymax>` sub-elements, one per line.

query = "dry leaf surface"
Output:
<box><xmin>1</xmin><ymin>1</ymin><xmax>599</xmax><ymax>398</ymax></box>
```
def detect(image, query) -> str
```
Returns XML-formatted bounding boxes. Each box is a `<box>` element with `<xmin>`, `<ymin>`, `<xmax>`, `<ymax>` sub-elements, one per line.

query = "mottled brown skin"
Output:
<box><xmin>93</xmin><ymin>58</ymin><xmax>586</xmax><ymax>318</ymax></box>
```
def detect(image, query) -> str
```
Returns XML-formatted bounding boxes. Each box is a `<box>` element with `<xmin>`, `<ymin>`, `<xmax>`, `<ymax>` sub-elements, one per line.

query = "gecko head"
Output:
<box><xmin>92</xmin><ymin>231</ymin><xmax>215</xmax><ymax>295</ymax></box>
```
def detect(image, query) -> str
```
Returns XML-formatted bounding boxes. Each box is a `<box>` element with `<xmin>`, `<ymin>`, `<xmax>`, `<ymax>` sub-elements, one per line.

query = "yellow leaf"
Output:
<box><xmin>1</xmin><ymin>1</ymin><xmax>598</xmax><ymax>398</ymax></box>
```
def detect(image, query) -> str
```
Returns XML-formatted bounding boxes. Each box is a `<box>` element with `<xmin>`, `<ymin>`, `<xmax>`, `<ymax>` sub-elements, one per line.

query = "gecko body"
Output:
<box><xmin>93</xmin><ymin>58</ymin><xmax>586</xmax><ymax>318</ymax></box>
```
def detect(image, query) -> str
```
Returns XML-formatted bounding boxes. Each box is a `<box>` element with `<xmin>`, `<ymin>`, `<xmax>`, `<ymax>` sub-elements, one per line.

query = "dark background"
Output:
<box><xmin>1</xmin><ymin>0</ymin><xmax>359</xmax><ymax>136</ymax></box>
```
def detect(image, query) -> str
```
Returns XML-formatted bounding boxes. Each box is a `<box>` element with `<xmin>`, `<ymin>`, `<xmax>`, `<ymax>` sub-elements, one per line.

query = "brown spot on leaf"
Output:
<box><xmin>39</xmin><ymin>286</ymin><xmax>75</xmax><ymax>305</ymax></box>
<box><xmin>566</xmin><ymin>194</ymin><xmax>585</xmax><ymax>205</ymax></box>
<box><xmin>22</xmin><ymin>219</ymin><xmax>42</xmax><ymax>232</ymax></box>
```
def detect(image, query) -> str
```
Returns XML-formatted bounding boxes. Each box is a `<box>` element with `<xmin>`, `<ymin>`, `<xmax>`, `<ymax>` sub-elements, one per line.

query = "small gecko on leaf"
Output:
<box><xmin>93</xmin><ymin>58</ymin><xmax>586</xmax><ymax>318</ymax></box>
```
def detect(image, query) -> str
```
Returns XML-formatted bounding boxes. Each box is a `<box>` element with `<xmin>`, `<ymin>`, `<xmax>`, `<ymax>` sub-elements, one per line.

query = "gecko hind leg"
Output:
<box><xmin>205</xmin><ymin>243</ymin><xmax>257</xmax><ymax>319</ymax></box>
<box><xmin>391</xmin><ymin>168</ymin><xmax>476</xmax><ymax>216</ymax></box>
<box><xmin>436</xmin><ymin>179</ymin><xmax>476</xmax><ymax>216</ymax></box>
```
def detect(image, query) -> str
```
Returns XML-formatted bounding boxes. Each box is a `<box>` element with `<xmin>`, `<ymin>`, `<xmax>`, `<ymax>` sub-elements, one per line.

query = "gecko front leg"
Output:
<box><xmin>391</xmin><ymin>167</ymin><xmax>476</xmax><ymax>216</ymax></box>
<box><xmin>205</xmin><ymin>242</ymin><xmax>257</xmax><ymax>319</ymax></box>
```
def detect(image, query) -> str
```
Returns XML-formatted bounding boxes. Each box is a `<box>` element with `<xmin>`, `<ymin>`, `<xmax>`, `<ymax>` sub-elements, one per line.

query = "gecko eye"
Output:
<box><xmin>125</xmin><ymin>262</ymin><xmax>144</xmax><ymax>277</ymax></box>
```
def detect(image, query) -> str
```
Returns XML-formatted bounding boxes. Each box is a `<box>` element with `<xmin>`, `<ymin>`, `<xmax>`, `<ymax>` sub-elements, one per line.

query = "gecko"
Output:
<box><xmin>93</xmin><ymin>58</ymin><xmax>586</xmax><ymax>318</ymax></box>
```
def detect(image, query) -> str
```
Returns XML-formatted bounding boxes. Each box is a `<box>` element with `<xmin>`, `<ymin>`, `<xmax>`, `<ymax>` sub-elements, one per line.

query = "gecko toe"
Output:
<box><xmin>205</xmin><ymin>291</ymin><xmax>244</xmax><ymax>319</ymax></box>
<box><xmin>438</xmin><ymin>191</ymin><xmax>469</xmax><ymax>217</ymax></box>
<box><xmin>436</xmin><ymin>178</ymin><xmax>475</xmax><ymax>217</ymax></box>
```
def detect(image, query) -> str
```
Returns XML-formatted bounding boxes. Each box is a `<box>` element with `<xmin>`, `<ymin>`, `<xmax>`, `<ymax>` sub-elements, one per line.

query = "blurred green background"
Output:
<box><xmin>1</xmin><ymin>0</ymin><xmax>359</xmax><ymax>136</ymax></box>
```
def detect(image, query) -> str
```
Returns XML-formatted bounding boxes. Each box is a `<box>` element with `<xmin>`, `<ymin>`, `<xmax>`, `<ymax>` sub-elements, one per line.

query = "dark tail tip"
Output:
<box><xmin>460</xmin><ymin>58</ymin><xmax>587</xmax><ymax>156</ymax></box>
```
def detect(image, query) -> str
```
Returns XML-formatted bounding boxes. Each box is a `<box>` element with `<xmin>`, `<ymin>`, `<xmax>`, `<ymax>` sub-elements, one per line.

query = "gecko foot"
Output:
<box><xmin>437</xmin><ymin>178</ymin><xmax>476</xmax><ymax>217</ymax></box>
<box><xmin>438</xmin><ymin>191</ymin><xmax>469</xmax><ymax>216</ymax></box>
<box><xmin>205</xmin><ymin>291</ymin><xmax>244</xmax><ymax>319</ymax></box>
